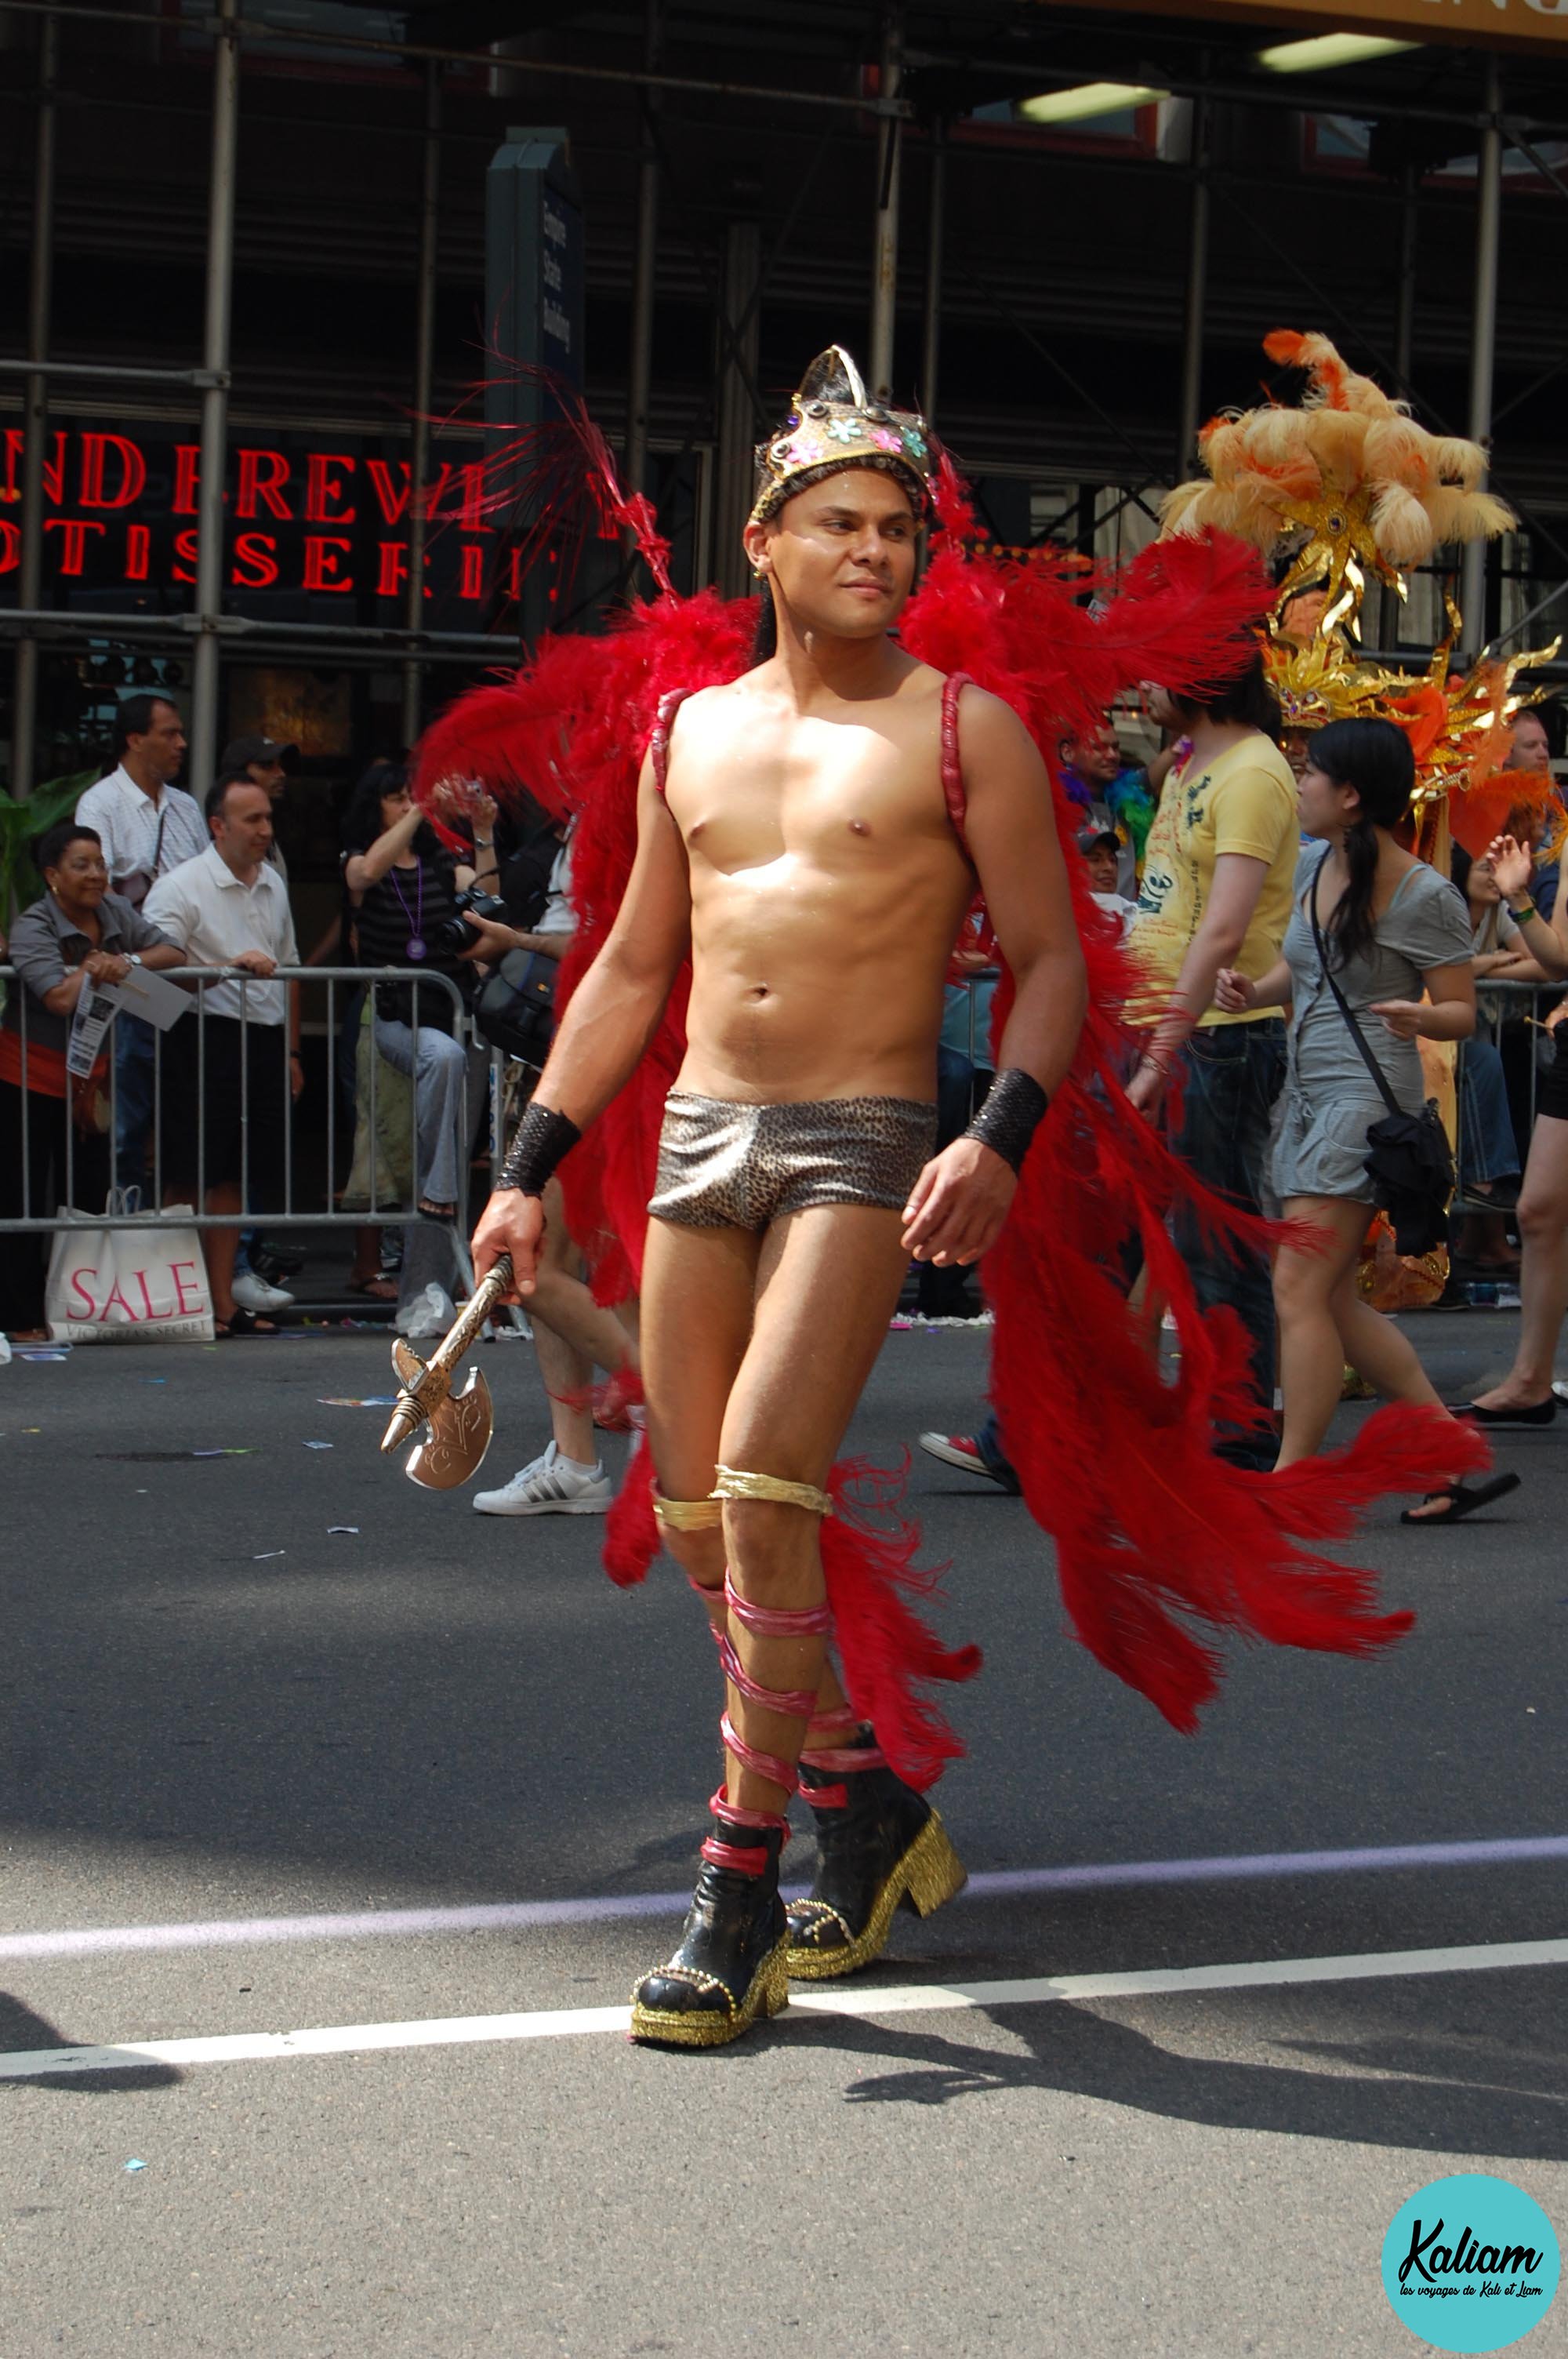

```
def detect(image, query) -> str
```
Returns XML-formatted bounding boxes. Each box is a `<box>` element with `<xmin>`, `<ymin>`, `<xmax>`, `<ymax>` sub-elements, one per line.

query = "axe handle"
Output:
<box><xmin>427</xmin><ymin>1252</ymin><xmax>514</xmax><ymax>1377</ymax></box>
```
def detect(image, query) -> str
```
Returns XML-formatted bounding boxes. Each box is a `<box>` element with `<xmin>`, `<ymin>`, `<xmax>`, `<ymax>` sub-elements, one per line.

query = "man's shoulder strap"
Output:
<box><xmin>941</xmin><ymin>671</ymin><xmax>975</xmax><ymax>853</ymax></box>
<box><xmin>648</xmin><ymin>687</ymin><xmax>695</xmax><ymax>796</ymax></box>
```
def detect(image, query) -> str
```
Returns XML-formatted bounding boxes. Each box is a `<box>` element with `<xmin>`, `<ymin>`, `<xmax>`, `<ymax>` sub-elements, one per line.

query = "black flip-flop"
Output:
<box><xmin>1447</xmin><ymin>1398</ymin><xmax>1556</xmax><ymax>1428</ymax></box>
<box><xmin>216</xmin><ymin>1307</ymin><xmax>278</xmax><ymax>1337</ymax></box>
<box><xmin>1401</xmin><ymin>1472</ymin><xmax>1523</xmax><ymax>1526</ymax></box>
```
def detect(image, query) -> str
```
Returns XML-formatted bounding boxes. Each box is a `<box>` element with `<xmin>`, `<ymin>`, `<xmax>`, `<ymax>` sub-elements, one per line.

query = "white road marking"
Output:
<box><xmin>4</xmin><ymin>1834</ymin><xmax>1564</xmax><ymax>1962</ymax></box>
<box><xmin>5</xmin><ymin>1935</ymin><xmax>1566</xmax><ymax>2080</ymax></box>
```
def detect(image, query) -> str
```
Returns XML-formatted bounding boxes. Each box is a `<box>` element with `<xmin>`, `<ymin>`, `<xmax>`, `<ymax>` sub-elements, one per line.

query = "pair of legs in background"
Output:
<box><xmin>631</xmin><ymin>1196</ymin><xmax>964</xmax><ymax>2047</ymax></box>
<box><xmin>1469</xmin><ymin>1103</ymin><xmax>1568</xmax><ymax>1423</ymax></box>
<box><xmin>1272</xmin><ymin>1191</ymin><xmax>1519</xmax><ymax>1524</ymax></box>
<box><xmin>475</xmin><ymin>1175</ymin><xmax>640</xmax><ymax>1514</ymax></box>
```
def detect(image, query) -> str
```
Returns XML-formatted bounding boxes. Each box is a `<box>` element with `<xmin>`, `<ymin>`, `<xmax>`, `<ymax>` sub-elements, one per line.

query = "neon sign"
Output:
<box><xmin>0</xmin><ymin>428</ymin><xmax>532</xmax><ymax>614</ymax></box>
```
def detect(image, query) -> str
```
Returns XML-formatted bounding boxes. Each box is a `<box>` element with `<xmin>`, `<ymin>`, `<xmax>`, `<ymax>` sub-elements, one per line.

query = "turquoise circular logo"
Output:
<box><xmin>1382</xmin><ymin>2173</ymin><xmax>1559</xmax><ymax>2351</ymax></box>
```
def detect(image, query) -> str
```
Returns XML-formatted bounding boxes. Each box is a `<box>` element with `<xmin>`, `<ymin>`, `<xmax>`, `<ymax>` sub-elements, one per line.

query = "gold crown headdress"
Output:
<box><xmin>750</xmin><ymin>346</ymin><xmax>935</xmax><ymax>527</ymax></box>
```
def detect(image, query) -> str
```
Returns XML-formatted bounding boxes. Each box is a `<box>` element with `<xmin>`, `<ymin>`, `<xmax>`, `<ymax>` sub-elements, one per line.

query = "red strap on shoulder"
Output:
<box><xmin>648</xmin><ymin>686</ymin><xmax>694</xmax><ymax>796</ymax></box>
<box><xmin>941</xmin><ymin>672</ymin><xmax>973</xmax><ymax>852</ymax></box>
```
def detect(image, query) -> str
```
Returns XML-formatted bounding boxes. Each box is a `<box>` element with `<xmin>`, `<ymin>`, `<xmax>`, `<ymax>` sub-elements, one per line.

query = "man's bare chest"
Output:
<box><xmin>669</xmin><ymin>720</ymin><xmax>951</xmax><ymax>878</ymax></box>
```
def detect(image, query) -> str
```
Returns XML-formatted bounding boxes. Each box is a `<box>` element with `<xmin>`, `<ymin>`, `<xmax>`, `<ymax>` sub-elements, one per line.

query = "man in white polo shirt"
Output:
<box><xmin>144</xmin><ymin>776</ymin><xmax>303</xmax><ymax>1336</ymax></box>
<box><xmin>77</xmin><ymin>694</ymin><xmax>207</xmax><ymax>1185</ymax></box>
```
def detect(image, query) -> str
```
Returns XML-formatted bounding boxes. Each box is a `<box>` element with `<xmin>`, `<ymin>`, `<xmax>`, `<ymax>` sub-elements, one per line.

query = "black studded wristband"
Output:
<box><xmin>964</xmin><ymin>1068</ymin><xmax>1049</xmax><ymax>1176</ymax></box>
<box><xmin>497</xmin><ymin>1100</ymin><xmax>582</xmax><ymax>1196</ymax></box>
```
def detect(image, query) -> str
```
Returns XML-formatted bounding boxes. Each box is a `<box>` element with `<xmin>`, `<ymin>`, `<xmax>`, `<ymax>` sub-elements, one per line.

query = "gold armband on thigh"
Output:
<box><xmin>710</xmin><ymin>1464</ymin><xmax>834</xmax><ymax>1519</ymax></box>
<box><xmin>652</xmin><ymin>1490</ymin><xmax>724</xmax><ymax>1532</ymax></box>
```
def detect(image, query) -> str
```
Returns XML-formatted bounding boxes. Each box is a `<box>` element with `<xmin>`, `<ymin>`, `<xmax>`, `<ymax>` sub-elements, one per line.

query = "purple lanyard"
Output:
<box><xmin>388</xmin><ymin>859</ymin><xmax>425</xmax><ymax>959</ymax></box>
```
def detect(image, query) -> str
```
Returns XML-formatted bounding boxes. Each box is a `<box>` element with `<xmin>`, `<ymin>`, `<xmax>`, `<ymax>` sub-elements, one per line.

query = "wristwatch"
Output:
<box><xmin>127</xmin><ymin>952</ymin><xmax>143</xmax><ymax>968</ymax></box>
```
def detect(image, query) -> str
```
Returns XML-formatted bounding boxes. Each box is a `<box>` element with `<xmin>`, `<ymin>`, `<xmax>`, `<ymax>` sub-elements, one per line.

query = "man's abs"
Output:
<box><xmin>678</xmin><ymin>864</ymin><xmax>968</xmax><ymax>1102</ymax></box>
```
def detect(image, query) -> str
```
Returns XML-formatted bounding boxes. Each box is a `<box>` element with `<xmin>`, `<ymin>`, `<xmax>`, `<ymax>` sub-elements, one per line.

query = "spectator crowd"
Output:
<box><xmin>3</xmin><ymin>675</ymin><xmax>1568</xmax><ymax>1522</ymax></box>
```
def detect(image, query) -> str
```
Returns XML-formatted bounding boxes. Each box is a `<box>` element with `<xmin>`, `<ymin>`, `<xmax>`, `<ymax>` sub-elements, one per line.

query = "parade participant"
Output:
<box><xmin>423</xmin><ymin>350</ymin><xmax>1482</xmax><ymax>2053</ymax></box>
<box><xmin>474</xmin><ymin>359</ymin><xmax>1083</xmax><ymax>2044</ymax></box>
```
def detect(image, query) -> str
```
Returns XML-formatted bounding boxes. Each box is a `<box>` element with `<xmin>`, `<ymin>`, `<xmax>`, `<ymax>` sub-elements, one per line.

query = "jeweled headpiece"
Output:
<box><xmin>750</xmin><ymin>346</ymin><xmax>935</xmax><ymax>527</ymax></box>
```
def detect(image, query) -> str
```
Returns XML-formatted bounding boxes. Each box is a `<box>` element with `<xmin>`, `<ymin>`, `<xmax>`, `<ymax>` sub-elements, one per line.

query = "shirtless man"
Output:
<box><xmin>471</xmin><ymin>349</ymin><xmax>1087</xmax><ymax>2047</ymax></box>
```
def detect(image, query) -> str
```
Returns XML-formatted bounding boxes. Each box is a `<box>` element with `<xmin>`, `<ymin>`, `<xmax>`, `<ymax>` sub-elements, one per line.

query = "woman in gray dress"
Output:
<box><xmin>1216</xmin><ymin>717</ymin><xmax>1512</xmax><ymax>1522</ymax></box>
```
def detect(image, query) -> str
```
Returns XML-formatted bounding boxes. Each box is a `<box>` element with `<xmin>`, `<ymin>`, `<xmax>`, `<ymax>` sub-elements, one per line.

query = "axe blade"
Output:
<box><xmin>402</xmin><ymin>1365</ymin><xmax>496</xmax><ymax>1490</ymax></box>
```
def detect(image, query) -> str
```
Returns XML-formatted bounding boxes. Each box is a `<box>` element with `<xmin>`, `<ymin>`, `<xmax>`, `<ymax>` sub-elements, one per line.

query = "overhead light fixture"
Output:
<box><xmin>1256</xmin><ymin>33</ymin><xmax>1419</xmax><ymax>74</ymax></box>
<box><xmin>1018</xmin><ymin>81</ymin><xmax>1167</xmax><ymax>127</ymax></box>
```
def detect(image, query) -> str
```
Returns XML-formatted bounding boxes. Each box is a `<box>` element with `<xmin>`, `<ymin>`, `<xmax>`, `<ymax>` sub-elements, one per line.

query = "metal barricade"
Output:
<box><xmin>0</xmin><ymin>964</ymin><xmax>476</xmax><ymax>1278</ymax></box>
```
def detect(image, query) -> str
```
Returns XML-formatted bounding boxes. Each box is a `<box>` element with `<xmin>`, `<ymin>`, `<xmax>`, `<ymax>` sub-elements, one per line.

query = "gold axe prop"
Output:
<box><xmin>379</xmin><ymin>1253</ymin><xmax>514</xmax><ymax>1489</ymax></box>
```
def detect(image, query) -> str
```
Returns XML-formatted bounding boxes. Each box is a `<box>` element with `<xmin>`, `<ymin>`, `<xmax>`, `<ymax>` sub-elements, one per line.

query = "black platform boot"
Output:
<box><xmin>630</xmin><ymin>1807</ymin><xmax>791</xmax><ymax>2048</ymax></box>
<box><xmin>786</xmin><ymin>1728</ymin><xmax>967</xmax><ymax>1980</ymax></box>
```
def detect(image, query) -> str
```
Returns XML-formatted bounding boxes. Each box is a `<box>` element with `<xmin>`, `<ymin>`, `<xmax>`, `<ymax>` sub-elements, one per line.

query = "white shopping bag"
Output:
<box><xmin>45</xmin><ymin>1192</ymin><xmax>214</xmax><ymax>1345</ymax></box>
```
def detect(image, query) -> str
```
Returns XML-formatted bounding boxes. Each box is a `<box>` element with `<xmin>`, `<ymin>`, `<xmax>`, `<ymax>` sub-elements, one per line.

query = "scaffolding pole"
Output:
<box><xmin>920</xmin><ymin>118</ymin><xmax>946</xmax><ymax>424</ymax></box>
<box><xmin>402</xmin><ymin>57</ymin><xmax>442</xmax><ymax>747</ymax></box>
<box><xmin>868</xmin><ymin>5</ymin><xmax>903</xmax><ymax>402</ymax></box>
<box><xmin>13</xmin><ymin>11</ymin><xmax>57</xmax><ymax>799</ymax></box>
<box><xmin>189</xmin><ymin>0</ymin><xmax>239</xmax><ymax>800</ymax></box>
<box><xmin>1462</xmin><ymin>57</ymin><xmax>1504</xmax><ymax>659</ymax></box>
<box><xmin>1382</xmin><ymin>161</ymin><xmax>1421</xmax><ymax>646</ymax></box>
<box><xmin>1176</xmin><ymin>93</ymin><xmax>1210</xmax><ymax>482</ymax></box>
<box><xmin>713</xmin><ymin>216</ymin><xmax>760</xmax><ymax>598</ymax></box>
<box><xmin>624</xmin><ymin>0</ymin><xmax>662</xmax><ymax>576</ymax></box>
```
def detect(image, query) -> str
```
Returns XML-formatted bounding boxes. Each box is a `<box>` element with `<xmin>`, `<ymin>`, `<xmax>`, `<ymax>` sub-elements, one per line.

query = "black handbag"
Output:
<box><xmin>474</xmin><ymin>947</ymin><xmax>557</xmax><ymax>1068</ymax></box>
<box><xmin>1308</xmin><ymin>863</ymin><xmax>1454</xmax><ymax>1256</ymax></box>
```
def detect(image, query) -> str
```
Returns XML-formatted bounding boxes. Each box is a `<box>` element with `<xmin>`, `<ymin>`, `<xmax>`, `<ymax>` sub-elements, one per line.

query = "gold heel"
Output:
<box><xmin>786</xmin><ymin>1808</ymin><xmax>967</xmax><ymax>1979</ymax></box>
<box><xmin>762</xmin><ymin>1942</ymin><xmax>792</xmax><ymax>2019</ymax></box>
<box><xmin>902</xmin><ymin>1811</ymin><xmax>968</xmax><ymax>1919</ymax></box>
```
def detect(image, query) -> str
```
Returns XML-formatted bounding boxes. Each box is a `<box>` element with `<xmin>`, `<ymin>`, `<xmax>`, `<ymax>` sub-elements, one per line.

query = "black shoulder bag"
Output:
<box><xmin>1308</xmin><ymin>862</ymin><xmax>1454</xmax><ymax>1256</ymax></box>
<box><xmin>474</xmin><ymin>949</ymin><xmax>557</xmax><ymax>1069</ymax></box>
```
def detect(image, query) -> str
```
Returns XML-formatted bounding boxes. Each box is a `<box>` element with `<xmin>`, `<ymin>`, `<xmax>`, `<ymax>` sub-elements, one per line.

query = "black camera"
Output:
<box><xmin>431</xmin><ymin>887</ymin><xmax>510</xmax><ymax>954</ymax></box>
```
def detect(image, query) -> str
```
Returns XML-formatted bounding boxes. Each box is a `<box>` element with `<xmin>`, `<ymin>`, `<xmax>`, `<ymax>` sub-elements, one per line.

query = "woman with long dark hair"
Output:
<box><xmin>1217</xmin><ymin>716</ymin><xmax>1509</xmax><ymax>1521</ymax></box>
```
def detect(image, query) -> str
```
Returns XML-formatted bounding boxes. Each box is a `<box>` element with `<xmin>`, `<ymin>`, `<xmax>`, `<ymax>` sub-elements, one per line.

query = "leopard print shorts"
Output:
<box><xmin>648</xmin><ymin>1092</ymin><xmax>938</xmax><ymax>1232</ymax></box>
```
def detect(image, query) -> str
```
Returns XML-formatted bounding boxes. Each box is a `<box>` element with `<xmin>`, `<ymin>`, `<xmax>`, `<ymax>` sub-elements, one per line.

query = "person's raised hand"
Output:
<box><xmin>1370</xmin><ymin>998</ymin><xmax>1425</xmax><ymax>1041</ymax></box>
<box><xmin>1485</xmin><ymin>833</ymin><xmax>1534</xmax><ymax>906</ymax></box>
<box><xmin>1214</xmin><ymin>967</ymin><xmax>1254</xmax><ymax>1014</ymax></box>
<box><xmin>471</xmin><ymin>1187</ymin><xmax>546</xmax><ymax>1301</ymax></box>
<box><xmin>900</xmin><ymin>1136</ymin><xmax>1017</xmax><ymax>1267</ymax></box>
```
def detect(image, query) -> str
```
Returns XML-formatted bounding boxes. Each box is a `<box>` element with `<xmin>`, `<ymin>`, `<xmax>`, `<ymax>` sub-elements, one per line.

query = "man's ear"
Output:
<box><xmin>742</xmin><ymin>518</ymin><xmax>774</xmax><ymax>578</ymax></box>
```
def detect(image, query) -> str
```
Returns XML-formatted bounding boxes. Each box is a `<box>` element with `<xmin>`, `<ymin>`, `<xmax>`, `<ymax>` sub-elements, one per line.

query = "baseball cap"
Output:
<box><xmin>220</xmin><ymin>732</ymin><xmax>299</xmax><ymax>774</ymax></box>
<box><xmin>1076</xmin><ymin>826</ymin><xmax>1120</xmax><ymax>856</ymax></box>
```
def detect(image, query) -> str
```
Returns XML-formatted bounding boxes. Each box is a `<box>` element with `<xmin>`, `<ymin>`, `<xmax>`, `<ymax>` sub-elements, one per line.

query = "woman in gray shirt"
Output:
<box><xmin>1214</xmin><ymin>718</ymin><xmax>1508</xmax><ymax>1522</ymax></box>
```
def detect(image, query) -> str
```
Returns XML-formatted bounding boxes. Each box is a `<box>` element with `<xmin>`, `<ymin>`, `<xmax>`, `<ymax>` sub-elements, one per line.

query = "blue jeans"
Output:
<box><xmin>1171</xmin><ymin>1020</ymin><xmax>1287</xmax><ymax>1442</ymax></box>
<box><xmin>1458</xmin><ymin>1038</ymin><xmax>1521</xmax><ymax>1188</ymax></box>
<box><xmin>111</xmin><ymin>1012</ymin><xmax>157</xmax><ymax>1190</ymax></box>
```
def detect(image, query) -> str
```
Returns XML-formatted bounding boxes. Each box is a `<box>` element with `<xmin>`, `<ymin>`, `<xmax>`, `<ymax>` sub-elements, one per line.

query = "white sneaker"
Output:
<box><xmin>473</xmin><ymin>1441</ymin><xmax>612</xmax><ymax>1516</ymax></box>
<box><xmin>232</xmin><ymin>1270</ymin><xmax>293</xmax><ymax>1313</ymax></box>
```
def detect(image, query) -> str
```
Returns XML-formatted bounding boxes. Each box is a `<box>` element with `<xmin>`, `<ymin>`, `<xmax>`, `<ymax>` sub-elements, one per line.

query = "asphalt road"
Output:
<box><xmin>2</xmin><ymin>1313</ymin><xmax>1565</xmax><ymax>2359</ymax></box>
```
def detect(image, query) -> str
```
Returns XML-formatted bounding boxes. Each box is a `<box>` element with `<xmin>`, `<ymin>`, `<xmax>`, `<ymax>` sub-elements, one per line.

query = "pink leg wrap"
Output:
<box><xmin>700</xmin><ymin>1783</ymin><xmax>789</xmax><ymax>1875</ymax></box>
<box><xmin>724</xmin><ymin>1573</ymin><xmax>833</xmax><ymax>1639</ymax></box>
<box><xmin>720</xmin><ymin>1711</ymin><xmax>800</xmax><ymax>1796</ymax></box>
<box><xmin>717</xmin><ymin>1633</ymin><xmax>818</xmax><ymax>1720</ymax></box>
<box><xmin>798</xmin><ymin>1727</ymin><xmax>887</xmax><ymax>1809</ymax></box>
